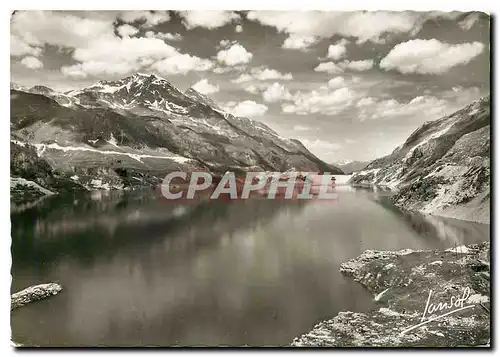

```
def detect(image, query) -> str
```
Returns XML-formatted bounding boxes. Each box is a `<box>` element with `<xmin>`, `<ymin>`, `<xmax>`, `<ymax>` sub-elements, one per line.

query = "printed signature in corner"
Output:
<box><xmin>400</xmin><ymin>287</ymin><xmax>475</xmax><ymax>335</ymax></box>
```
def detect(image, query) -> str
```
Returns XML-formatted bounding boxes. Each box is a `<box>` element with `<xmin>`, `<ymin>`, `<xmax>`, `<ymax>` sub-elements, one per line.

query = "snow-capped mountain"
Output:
<box><xmin>65</xmin><ymin>73</ymin><xmax>195</xmax><ymax>114</ymax></box>
<box><xmin>11</xmin><ymin>73</ymin><xmax>342</xmax><ymax>200</ymax></box>
<box><xmin>350</xmin><ymin>96</ymin><xmax>490</xmax><ymax>223</ymax></box>
<box><xmin>10</xmin><ymin>82</ymin><xmax>28</xmax><ymax>92</ymax></box>
<box><xmin>334</xmin><ymin>160</ymin><xmax>369</xmax><ymax>174</ymax></box>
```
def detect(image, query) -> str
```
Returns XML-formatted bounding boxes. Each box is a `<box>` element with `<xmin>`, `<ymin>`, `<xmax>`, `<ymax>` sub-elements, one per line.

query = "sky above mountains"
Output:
<box><xmin>10</xmin><ymin>10</ymin><xmax>490</xmax><ymax>162</ymax></box>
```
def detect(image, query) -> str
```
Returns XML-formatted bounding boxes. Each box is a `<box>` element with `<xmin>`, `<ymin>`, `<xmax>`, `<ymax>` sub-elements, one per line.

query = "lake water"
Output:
<box><xmin>10</xmin><ymin>181</ymin><xmax>490</xmax><ymax>346</ymax></box>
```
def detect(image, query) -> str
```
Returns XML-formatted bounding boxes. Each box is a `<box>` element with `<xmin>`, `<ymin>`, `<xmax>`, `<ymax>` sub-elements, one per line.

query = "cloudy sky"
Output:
<box><xmin>10</xmin><ymin>10</ymin><xmax>490</xmax><ymax>162</ymax></box>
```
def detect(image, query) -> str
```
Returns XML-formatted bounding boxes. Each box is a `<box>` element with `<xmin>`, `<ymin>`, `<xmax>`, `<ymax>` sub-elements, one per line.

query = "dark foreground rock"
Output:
<box><xmin>291</xmin><ymin>242</ymin><xmax>490</xmax><ymax>347</ymax></box>
<box><xmin>11</xmin><ymin>283</ymin><xmax>63</xmax><ymax>310</ymax></box>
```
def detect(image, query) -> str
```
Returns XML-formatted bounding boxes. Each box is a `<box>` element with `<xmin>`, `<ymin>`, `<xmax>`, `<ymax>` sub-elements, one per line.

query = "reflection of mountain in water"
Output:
<box><xmin>11</xmin><ymin>193</ymin><xmax>373</xmax><ymax>347</ymax></box>
<box><xmin>11</xmin><ymin>188</ymin><xmax>489</xmax><ymax>346</ymax></box>
<box><xmin>360</xmin><ymin>186</ymin><xmax>489</xmax><ymax>247</ymax></box>
<box><xmin>11</xmin><ymin>190</ymin><xmax>309</xmax><ymax>267</ymax></box>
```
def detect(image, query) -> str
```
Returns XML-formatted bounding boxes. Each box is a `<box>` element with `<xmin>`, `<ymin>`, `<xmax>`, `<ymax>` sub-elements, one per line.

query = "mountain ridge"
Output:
<box><xmin>11</xmin><ymin>73</ymin><xmax>343</xmax><ymax>203</ymax></box>
<box><xmin>350</xmin><ymin>95</ymin><xmax>490</xmax><ymax>223</ymax></box>
<box><xmin>334</xmin><ymin>160</ymin><xmax>370</xmax><ymax>175</ymax></box>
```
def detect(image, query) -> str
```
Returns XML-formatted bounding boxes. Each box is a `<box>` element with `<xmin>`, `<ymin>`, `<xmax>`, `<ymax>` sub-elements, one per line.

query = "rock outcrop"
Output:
<box><xmin>11</xmin><ymin>283</ymin><xmax>63</xmax><ymax>310</ymax></box>
<box><xmin>10</xmin><ymin>141</ymin><xmax>86</xmax><ymax>206</ymax></box>
<box><xmin>291</xmin><ymin>242</ymin><xmax>490</xmax><ymax>347</ymax></box>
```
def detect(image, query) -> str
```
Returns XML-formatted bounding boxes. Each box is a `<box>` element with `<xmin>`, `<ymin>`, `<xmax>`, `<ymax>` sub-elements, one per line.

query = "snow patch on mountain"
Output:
<box><xmin>106</xmin><ymin>133</ymin><xmax>119</xmax><ymax>147</ymax></box>
<box><xmin>20</xmin><ymin>141</ymin><xmax>193</xmax><ymax>164</ymax></box>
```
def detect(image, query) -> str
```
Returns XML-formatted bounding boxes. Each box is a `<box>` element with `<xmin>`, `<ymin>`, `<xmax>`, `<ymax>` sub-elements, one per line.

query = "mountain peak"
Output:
<box><xmin>133</xmin><ymin>72</ymin><xmax>162</xmax><ymax>79</ymax></box>
<box><xmin>11</xmin><ymin>82</ymin><xmax>28</xmax><ymax>91</ymax></box>
<box><xmin>130</xmin><ymin>72</ymin><xmax>169</xmax><ymax>83</ymax></box>
<box><xmin>29</xmin><ymin>85</ymin><xmax>55</xmax><ymax>94</ymax></box>
<box><xmin>336</xmin><ymin>159</ymin><xmax>353</xmax><ymax>165</ymax></box>
<box><xmin>130</xmin><ymin>72</ymin><xmax>159</xmax><ymax>81</ymax></box>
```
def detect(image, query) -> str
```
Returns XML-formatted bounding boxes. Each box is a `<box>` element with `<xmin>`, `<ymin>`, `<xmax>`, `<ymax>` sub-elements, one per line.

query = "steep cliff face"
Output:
<box><xmin>350</xmin><ymin>96</ymin><xmax>490</xmax><ymax>223</ymax></box>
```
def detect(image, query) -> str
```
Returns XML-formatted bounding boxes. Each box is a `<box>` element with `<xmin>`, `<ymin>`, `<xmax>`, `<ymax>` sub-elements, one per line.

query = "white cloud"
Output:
<box><xmin>61</xmin><ymin>36</ymin><xmax>185</xmax><ymax>77</ymax></box>
<box><xmin>339</xmin><ymin>11</ymin><xmax>424</xmax><ymax>44</ymax></box>
<box><xmin>299</xmin><ymin>139</ymin><xmax>342</xmax><ymax>157</ymax></box>
<box><xmin>20</xmin><ymin>56</ymin><xmax>43</xmax><ymax>69</ymax></box>
<box><xmin>314</xmin><ymin>62</ymin><xmax>344</xmax><ymax>74</ymax></box>
<box><xmin>59</xmin><ymin>31</ymin><xmax>212</xmax><ymax>78</ymax></box>
<box><xmin>356</xmin><ymin>97</ymin><xmax>375</xmax><ymax>107</ymax></box>
<box><xmin>61</xmin><ymin>61</ymin><xmax>137</xmax><ymax>78</ymax></box>
<box><xmin>327</xmin><ymin>39</ymin><xmax>348</xmax><ymax>60</ymax></box>
<box><xmin>247</xmin><ymin>11</ymin><xmax>453</xmax><ymax>44</ymax></box>
<box><xmin>357</xmin><ymin>95</ymin><xmax>449</xmax><ymax>121</ymax></box>
<box><xmin>380</xmin><ymin>39</ymin><xmax>485</xmax><ymax>75</ymax></box>
<box><xmin>232</xmin><ymin>74</ymin><xmax>253</xmax><ymax>83</ymax></box>
<box><xmin>117</xmin><ymin>24</ymin><xmax>139</xmax><ymax>38</ymax></box>
<box><xmin>232</xmin><ymin>68</ymin><xmax>292</xmax><ymax>83</ymax></box>
<box><xmin>12</xmin><ymin>11</ymin><xmax>214</xmax><ymax>79</ymax></box>
<box><xmin>282</xmin><ymin>34</ymin><xmax>318</xmax><ymax>50</ymax></box>
<box><xmin>293</xmin><ymin>125</ymin><xmax>310</xmax><ymax>132</ymax></box>
<box><xmin>212</xmin><ymin>67</ymin><xmax>227</xmax><ymax>74</ymax></box>
<box><xmin>191</xmin><ymin>79</ymin><xmax>220</xmax><ymax>94</ymax></box>
<box><xmin>218</xmin><ymin>39</ymin><xmax>231</xmax><ymax>48</ymax></box>
<box><xmin>282</xmin><ymin>86</ymin><xmax>357</xmax><ymax>115</ymax></box>
<box><xmin>11</xmin><ymin>34</ymin><xmax>42</xmax><ymax>57</ymax></box>
<box><xmin>145</xmin><ymin>31</ymin><xmax>182</xmax><ymax>41</ymax></box>
<box><xmin>223</xmin><ymin>100</ymin><xmax>269</xmax><ymax>117</ymax></box>
<box><xmin>356</xmin><ymin>87</ymin><xmax>485</xmax><ymax>123</ymax></box>
<box><xmin>262</xmin><ymin>82</ymin><xmax>293</xmax><ymax>103</ymax></box>
<box><xmin>180</xmin><ymin>11</ymin><xmax>239</xmax><ymax>29</ymax></box>
<box><xmin>440</xmin><ymin>86</ymin><xmax>483</xmax><ymax>107</ymax></box>
<box><xmin>73</xmin><ymin>36</ymin><xmax>178</xmax><ymax>63</ymax></box>
<box><xmin>243</xmin><ymin>84</ymin><xmax>260</xmax><ymax>94</ymax></box>
<box><xmin>251</xmin><ymin>67</ymin><xmax>293</xmax><ymax>81</ymax></box>
<box><xmin>340</xmin><ymin>59</ymin><xmax>374</xmax><ymax>71</ymax></box>
<box><xmin>216</xmin><ymin>43</ymin><xmax>253</xmax><ymax>66</ymax></box>
<box><xmin>315</xmin><ymin>59</ymin><xmax>374</xmax><ymax>73</ymax></box>
<box><xmin>327</xmin><ymin>76</ymin><xmax>345</xmax><ymax>89</ymax></box>
<box><xmin>151</xmin><ymin>54</ymin><xmax>214</xmax><ymax>75</ymax></box>
<box><xmin>10</xmin><ymin>10</ymin><xmax>216</xmax><ymax>81</ymax></box>
<box><xmin>11</xmin><ymin>10</ymin><xmax>114</xmax><ymax>49</ymax></box>
<box><xmin>119</xmin><ymin>11</ymin><xmax>170</xmax><ymax>28</ymax></box>
<box><xmin>235</xmin><ymin>25</ymin><xmax>243</xmax><ymax>33</ymax></box>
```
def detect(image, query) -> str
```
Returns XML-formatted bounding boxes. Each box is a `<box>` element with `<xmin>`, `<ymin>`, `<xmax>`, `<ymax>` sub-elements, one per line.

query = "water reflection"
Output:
<box><xmin>11</xmin><ymin>187</ymin><xmax>489</xmax><ymax>346</ymax></box>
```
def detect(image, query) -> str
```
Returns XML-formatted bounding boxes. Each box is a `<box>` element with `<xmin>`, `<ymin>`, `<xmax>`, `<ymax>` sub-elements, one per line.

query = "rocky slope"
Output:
<box><xmin>350</xmin><ymin>96</ymin><xmax>490</xmax><ymax>223</ymax></box>
<box><xmin>10</xmin><ymin>140</ymin><xmax>87</xmax><ymax>206</ymax></box>
<box><xmin>11</xmin><ymin>74</ymin><xmax>341</xmax><ymax>195</ymax></box>
<box><xmin>292</xmin><ymin>242</ymin><xmax>490</xmax><ymax>347</ymax></box>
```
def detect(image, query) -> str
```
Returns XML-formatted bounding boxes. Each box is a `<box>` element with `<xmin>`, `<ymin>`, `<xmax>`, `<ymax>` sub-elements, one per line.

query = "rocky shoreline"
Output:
<box><xmin>291</xmin><ymin>242</ymin><xmax>490</xmax><ymax>347</ymax></box>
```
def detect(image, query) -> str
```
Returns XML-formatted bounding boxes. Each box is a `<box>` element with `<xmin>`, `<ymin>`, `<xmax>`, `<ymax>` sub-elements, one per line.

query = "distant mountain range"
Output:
<box><xmin>333</xmin><ymin>160</ymin><xmax>370</xmax><ymax>175</ymax></box>
<box><xmin>350</xmin><ymin>96</ymin><xmax>490</xmax><ymax>223</ymax></box>
<box><xmin>10</xmin><ymin>73</ymin><xmax>343</xmax><ymax>203</ymax></box>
